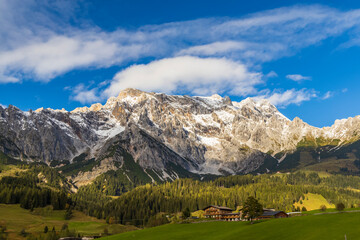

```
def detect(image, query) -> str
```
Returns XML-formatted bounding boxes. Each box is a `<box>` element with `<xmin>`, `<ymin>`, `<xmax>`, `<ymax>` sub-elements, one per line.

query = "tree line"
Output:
<box><xmin>72</xmin><ymin>172</ymin><xmax>360</xmax><ymax>226</ymax></box>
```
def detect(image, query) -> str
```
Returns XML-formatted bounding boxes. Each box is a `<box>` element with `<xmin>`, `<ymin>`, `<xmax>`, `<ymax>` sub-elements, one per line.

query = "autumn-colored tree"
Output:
<box><xmin>108</xmin><ymin>217</ymin><xmax>115</xmax><ymax>224</ymax></box>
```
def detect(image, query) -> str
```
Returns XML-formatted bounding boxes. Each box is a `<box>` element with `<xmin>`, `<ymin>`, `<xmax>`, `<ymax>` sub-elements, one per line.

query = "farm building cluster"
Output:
<box><xmin>203</xmin><ymin>205</ymin><xmax>288</xmax><ymax>221</ymax></box>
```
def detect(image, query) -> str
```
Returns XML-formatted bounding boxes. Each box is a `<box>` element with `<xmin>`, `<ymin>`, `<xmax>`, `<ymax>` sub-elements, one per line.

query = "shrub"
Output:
<box><xmin>336</xmin><ymin>203</ymin><xmax>345</xmax><ymax>211</ymax></box>
<box><xmin>0</xmin><ymin>223</ymin><xmax>7</xmax><ymax>240</ymax></box>
<box><xmin>19</xmin><ymin>228</ymin><xmax>27</xmax><ymax>237</ymax></box>
<box><xmin>320</xmin><ymin>205</ymin><xmax>327</xmax><ymax>211</ymax></box>
<box><xmin>147</xmin><ymin>214</ymin><xmax>169</xmax><ymax>227</ymax></box>
<box><xmin>103</xmin><ymin>228</ymin><xmax>109</xmax><ymax>236</ymax></box>
<box><xmin>64</xmin><ymin>208</ymin><xmax>73</xmax><ymax>220</ymax></box>
<box><xmin>61</xmin><ymin>223</ymin><xmax>68</xmax><ymax>231</ymax></box>
<box><xmin>182</xmin><ymin>208</ymin><xmax>191</xmax><ymax>219</ymax></box>
<box><xmin>108</xmin><ymin>217</ymin><xmax>115</xmax><ymax>225</ymax></box>
<box><xmin>301</xmin><ymin>206</ymin><xmax>307</xmax><ymax>212</ymax></box>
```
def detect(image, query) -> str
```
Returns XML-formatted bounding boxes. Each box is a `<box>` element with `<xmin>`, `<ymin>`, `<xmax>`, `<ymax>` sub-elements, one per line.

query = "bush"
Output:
<box><xmin>320</xmin><ymin>205</ymin><xmax>327</xmax><ymax>212</ymax></box>
<box><xmin>336</xmin><ymin>203</ymin><xmax>345</xmax><ymax>211</ymax></box>
<box><xmin>147</xmin><ymin>214</ymin><xmax>169</xmax><ymax>227</ymax></box>
<box><xmin>19</xmin><ymin>228</ymin><xmax>27</xmax><ymax>237</ymax></box>
<box><xmin>64</xmin><ymin>208</ymin><xmax>73</xmax><ymax>220</ymax></box>
<box><xmin>301</xmin><ymin>206</ymin><xmax>307</xmax><ymax>212</ymax></box>
<box><xmin>103</xmin><ymin>228</ymin><xmax>109</xmax><ymax>236</ymax></box>
<box><xmin>107</xmin><ymin>217</ymin><xmax>115</xmax><ymax>225</ymax></box>
<box><xmin>182</xmin><ymin>208</ymin><xmax>191</xmax><ymax>219</ymax></box>
<box><xmin>61</xmin><ymin>223</ymin><xmax>68</xmax><ymax>231</ymax></box>
<box><xmin>0</xmin><ymin>223</ymin><xmax>7</xmax><ymax>240</ymax></box>
<box><xmin>44</xmin><ymin>226</ymin><xmax>48</xmax><ymax>233</ymax></box>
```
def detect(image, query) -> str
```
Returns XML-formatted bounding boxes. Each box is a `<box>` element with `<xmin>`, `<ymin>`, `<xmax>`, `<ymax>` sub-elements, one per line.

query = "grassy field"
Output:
<box><xmin>102</xmin><ymin>212</ymin><xmax>360</xmax><ymax>240</ymax></box>
<box><xmin>294</xmin><ymin>193</ymin><xmax>335</xmax><ymax>211</ymax></box>
<box><xmin>0</xmin><ymin>204</ymin><xmax>137</xmax><ymax>239</ymax></box>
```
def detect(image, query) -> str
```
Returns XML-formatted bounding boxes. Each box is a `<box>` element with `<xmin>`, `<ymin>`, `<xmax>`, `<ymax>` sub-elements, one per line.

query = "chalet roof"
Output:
<box><xmin>261</xmin><ymin>211</ymin><xmax>287</xmax><ymax>216</ymax></box>
<box><xmin>203</xmin><ymin>205</ymin><xmax>233</xmax><ymax>211</ymax></box>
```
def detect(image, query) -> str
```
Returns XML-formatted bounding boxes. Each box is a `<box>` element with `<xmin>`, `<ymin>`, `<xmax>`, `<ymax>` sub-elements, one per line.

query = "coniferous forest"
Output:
<box><xmin>2</xmin><ymin>162</ymin><xmax>360</xmax><ymax>228</ymax></box>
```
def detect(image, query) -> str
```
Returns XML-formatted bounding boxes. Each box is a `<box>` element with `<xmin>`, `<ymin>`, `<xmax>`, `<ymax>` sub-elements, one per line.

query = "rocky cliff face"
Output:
<box><xmin>1</xmin><ymin>88</ymin><xmax>360</xmax><ymax>180</ymax></box>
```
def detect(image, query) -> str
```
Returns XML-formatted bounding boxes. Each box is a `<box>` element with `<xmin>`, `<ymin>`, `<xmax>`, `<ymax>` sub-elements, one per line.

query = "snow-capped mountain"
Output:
<box><xmin>1</xmin><ymin>88</ymin><xmax>360</xmax><ymax>184</ymax></box>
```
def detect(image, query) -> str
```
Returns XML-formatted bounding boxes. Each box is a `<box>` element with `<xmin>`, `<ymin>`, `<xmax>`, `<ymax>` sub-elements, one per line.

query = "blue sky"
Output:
<box><xmin>1</xmin><ymin>0</ymin><xmax>360</xmax><ymax>127</ymax></box>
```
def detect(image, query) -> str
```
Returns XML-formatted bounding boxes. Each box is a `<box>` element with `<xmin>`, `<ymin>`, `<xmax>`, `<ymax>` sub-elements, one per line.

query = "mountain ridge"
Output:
<box><xmin>1</xmin><ymin>88</ymin><xmax>360</xmax><ymax>185</ymax></box>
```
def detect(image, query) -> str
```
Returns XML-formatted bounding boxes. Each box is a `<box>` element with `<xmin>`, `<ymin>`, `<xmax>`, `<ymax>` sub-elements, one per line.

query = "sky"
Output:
<box><xmin>1</xmin><ymin>0</ymin><xmax>360</xmax><ymax>127</ymax></box>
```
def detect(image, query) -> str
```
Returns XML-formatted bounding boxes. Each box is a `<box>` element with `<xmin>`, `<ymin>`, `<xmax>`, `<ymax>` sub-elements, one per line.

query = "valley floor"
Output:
<box><xmin>101</xmin><ymin>211</ymin><xmax>360</xmax><ymax>240</ymax></box>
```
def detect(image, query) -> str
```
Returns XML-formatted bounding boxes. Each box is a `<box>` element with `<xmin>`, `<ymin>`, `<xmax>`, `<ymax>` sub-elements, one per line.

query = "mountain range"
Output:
<box><xmin>1</xmin><ymin>88</ymin><xmax>360</xmax><ymax>188</ymax></box>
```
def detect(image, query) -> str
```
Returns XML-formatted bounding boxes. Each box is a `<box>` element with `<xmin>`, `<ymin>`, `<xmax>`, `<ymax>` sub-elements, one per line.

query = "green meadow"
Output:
<box><xmin>0</xmin><ymin>204</ymin><xmax>137</xmax><ymax>240</ymax></box>
<box><xmin>102</xmin><ymin>211</ymin><xmax>360</xmax><ymax>240</ymax></box>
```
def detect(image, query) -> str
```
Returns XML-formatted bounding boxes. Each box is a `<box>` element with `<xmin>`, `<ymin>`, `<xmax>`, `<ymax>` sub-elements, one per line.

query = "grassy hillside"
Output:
<box><xmin>294</xmin><ymin>193</ymin><xmax>335</xmax><ymax>211</ymax></box>
<box><xmin>102</xmin><ymin>212</ymin><xmax>360</xmax><ymax>240</ymax></box>
<box><xmin>0</xmin><ymin>204</ymin><xmax>137</xmax><ymax>240</ymax></box>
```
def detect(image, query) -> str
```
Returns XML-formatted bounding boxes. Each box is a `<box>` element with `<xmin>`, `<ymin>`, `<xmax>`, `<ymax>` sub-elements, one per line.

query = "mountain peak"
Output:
<box><xmin>117</xmin><ymin>88</ymin><xmax>145</xmax><ymax>99</ymax></box>
<box><xmin>234</xmin><ymin>97</ymin><xmax>274</xmax><ymax>110</ymax></box>
<box><xmin>209</xmin><ymin>94</ymin><xmax>223</xmax><ymax>100</ymax></box>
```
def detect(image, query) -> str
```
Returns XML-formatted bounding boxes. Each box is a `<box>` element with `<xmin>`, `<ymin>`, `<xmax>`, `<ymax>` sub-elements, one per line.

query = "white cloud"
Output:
<box><xmin>257</xmin><ymin>89</ymin><xmax>317</xmax><ymax>107</ymax></box>
<box><xmin>0</xmin><ymin>34</ymin><xmax>152</xmax><ymax>82</ymax></box>
<box><xmin>266</xmin><ymin>71</ymin><xmax>278</xmax><ymax>78</ymax></box>
<box><xmin>286</xmin><ymin>74</ymin><xmax>312</xmax><ymax>82</ymax></box>
<box><xmin>0</xmin><ymin>73</ymin><xmax>19</xmax><ymax>83</ymax></box>
<box><xmin>2</xmin><ymin>4</ymin><xmax>360</xmax><ymax>83</ymax></box>
<box><xmin>322</xmin><ymin>91</ymin><xmax>333</xmax><ymax>100</ymax></box>
<box><xmin>70</xmin><ymin>84</ymin><xmax>101</xmax><ymax>104</ymax></box>
<box><xmin>103</xmin><ymin>56</ymin><xmax>262</xmax><ymax>98</ymax></box>
<box><xmin>176</xmin><ymin>41</ymin><xmax>247</xmax><ymax>56</ymax></box>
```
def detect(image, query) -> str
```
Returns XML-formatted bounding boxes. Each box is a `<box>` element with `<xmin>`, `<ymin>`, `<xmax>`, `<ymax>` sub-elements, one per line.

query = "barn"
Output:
<box><xmin>258</xmin><ymin>211</ymin><xmax>288</xmax><ymax>219</ymax></box>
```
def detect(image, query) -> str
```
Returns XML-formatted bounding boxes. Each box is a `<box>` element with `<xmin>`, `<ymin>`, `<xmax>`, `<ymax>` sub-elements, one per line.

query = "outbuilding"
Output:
<box><xmin>258</xmin><ymin>211</ymin><xmax>288</xmax><ymax>219</ymax></box>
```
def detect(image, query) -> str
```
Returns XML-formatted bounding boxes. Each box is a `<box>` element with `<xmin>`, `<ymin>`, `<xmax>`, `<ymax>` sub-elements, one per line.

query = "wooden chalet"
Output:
<box><xmin>203</xmin><ymin>205</ymin><xmax>233</xmax><ymax>219</ymax></box>
<box><xmin>203</xmin><ymin>205</ymin><xmax>287</xmax><ymax>221</ymax></box>
<box><xmin>221</xmin><ymin>212</ymin><xmax>242</xmax><ymax>221</ymax></box>
<box><xmin>203</xmin><ymin>205</ymin><xmax>241</xmax><ymax>221</ymax></box>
